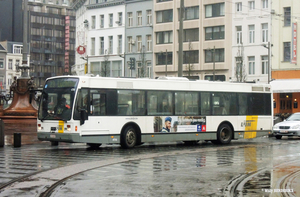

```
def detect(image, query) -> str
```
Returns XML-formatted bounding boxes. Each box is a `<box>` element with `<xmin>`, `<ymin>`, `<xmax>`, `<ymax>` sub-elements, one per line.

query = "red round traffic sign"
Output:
<box><xmin>77</xmin><ymin>45</ymin><xmax>86</xmax><ymax>55</ymax></box>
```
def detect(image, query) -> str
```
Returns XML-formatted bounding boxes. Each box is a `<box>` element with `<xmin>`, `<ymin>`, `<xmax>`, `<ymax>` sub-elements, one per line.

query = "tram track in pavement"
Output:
<box><xmin>223</xmin><ymin>158</ymin><xmax>300</xmax><ymax>197</ymax></box>
<box><xmin>0</xmin><ymin>139</ymin><xmax>299</xmax><ymax>197</ymax></box>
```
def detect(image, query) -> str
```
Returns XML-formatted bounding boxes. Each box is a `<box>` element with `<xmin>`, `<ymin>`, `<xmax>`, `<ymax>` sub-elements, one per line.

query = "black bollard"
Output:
<box><xmin>0</xmin><ymin>119</ymin><xmax>4</xmax><ymax>147</ymax></box>
<box><xmin>14</xmin><ymin>133</ymin><xmax>21</xmax><ymax>147</ymax></box>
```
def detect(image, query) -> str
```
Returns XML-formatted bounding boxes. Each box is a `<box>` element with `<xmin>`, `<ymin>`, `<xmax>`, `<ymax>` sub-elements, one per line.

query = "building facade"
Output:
<box><xmin>272</xmin><ymin>0</ymin><xmax>300</xmax><ymax>116</ymax></box>
<box><xmin>73</xmin><ymin>0</ymin><xmax>126</xmax><ymax>77</ymax></box>
<box><xmin>153</xmin><ymin>0</ymin><xmax>232</xmax><ymax>80</ymax></box>
<box><xmin>125</xmin><ymin>0</ymin><xmax>153</xmax><ymax>78</ymax></box>
<box><xmin>0</xmin><ymin>41</ymin><xmax>22</xmax><ymax>93</ymax></box>
<box><xmin>0</xmin><ymin>0</ymin><xmax>23</xmax><ymax>42</ymax></box>
<box><xmin>231</xmin><ymin>0</ymin><xmax>271</xmax><ymax>83</ymax></box>
<box><xmin>28</xmin><ymin>0</ymin><xmax>76</xmax><ymax>87</ymax></box>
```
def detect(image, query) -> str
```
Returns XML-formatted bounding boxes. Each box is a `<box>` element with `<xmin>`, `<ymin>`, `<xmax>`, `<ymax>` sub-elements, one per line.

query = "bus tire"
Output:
<box><xmin>121</xmin><ymin>126</ymin><xmax>137</xmax><ymax>149</ymax></box>
<box><xmin>87</xmin><ymin>143</ymin><xmax>102</xmax><ymax>149</ymax></box>
<box><xmin>216</xmin><ymin>124</ymin><xmax>232</xmax><ymax>144</ymax></box>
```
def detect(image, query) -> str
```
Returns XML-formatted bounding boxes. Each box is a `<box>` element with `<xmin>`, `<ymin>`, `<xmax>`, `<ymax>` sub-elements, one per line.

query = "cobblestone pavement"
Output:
<box><xmin>0</xmin><ymin>137</ymin><xmax>300</xmax><ymax>197</ymax></box>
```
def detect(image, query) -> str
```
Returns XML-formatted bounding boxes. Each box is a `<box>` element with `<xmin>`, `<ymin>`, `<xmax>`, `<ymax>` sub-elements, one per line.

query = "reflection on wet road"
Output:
<box><xmin>0</xmin><ymin>137</ymin><xmax>300</xmax><ymax>196</ymax></box>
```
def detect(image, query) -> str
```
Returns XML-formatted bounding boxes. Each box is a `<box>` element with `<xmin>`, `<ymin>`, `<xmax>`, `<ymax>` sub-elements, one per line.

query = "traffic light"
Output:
<box><xmin>129</xmin><ymin>58</ymin><xmax>135</xmax><ymax>69</ymax></box>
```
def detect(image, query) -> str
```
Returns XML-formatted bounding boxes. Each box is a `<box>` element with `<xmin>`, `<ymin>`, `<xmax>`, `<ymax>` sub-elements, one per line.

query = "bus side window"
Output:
<box><xmin>201</xmin><ymin>92</ymin><xmax>211</xmax><ymax>115</ymax></box>
<box><xmin>90</xmin><ymin>90</ymin><xmax>106</xmax><ymax>116</ymax></box>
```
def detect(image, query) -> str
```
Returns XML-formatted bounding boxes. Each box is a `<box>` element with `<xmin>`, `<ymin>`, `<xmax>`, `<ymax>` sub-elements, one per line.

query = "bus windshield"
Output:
<box><xmin>38</xmin><ymin>78</ymin><xmax>79</xmax><ymax>121</ymax></box>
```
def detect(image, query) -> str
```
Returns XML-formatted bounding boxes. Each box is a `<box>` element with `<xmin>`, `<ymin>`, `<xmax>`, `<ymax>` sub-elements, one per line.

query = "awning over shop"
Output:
<box><xmin>270</xmin><ymin>79</ymin><xmax>300</xmax><ymax>93</ymax></box>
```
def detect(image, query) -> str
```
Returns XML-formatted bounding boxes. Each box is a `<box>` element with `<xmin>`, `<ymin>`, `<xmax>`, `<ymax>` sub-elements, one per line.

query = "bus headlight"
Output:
<box><xmin>38</xmin><ymin>124</ymin><xmax>42</xmax><ymax>131</ymax></box>
<box><xmin>67</xmin><ymin>125</ymin><xmax>71</xmax><ymax>131</ymax></box>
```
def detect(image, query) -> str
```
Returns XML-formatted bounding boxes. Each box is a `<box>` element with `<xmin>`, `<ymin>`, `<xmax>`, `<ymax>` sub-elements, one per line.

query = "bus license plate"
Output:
<box><xmin>50</xmin><ymin>134</ymin><xmax>56</xmax><ymax>138</ymax></box>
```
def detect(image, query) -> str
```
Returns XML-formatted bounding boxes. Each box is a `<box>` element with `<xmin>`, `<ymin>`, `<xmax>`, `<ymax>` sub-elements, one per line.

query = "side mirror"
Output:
<box><xmin>80</xmin><ymin>109</ymin><xmax>88</xmax><ymax>125</ymax></box>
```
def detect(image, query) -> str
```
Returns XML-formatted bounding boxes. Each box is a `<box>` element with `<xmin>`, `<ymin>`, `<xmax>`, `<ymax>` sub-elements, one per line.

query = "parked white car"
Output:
<box><xmin>272</xmin><ymin>113</ymin><xmax>300</xmax><ymax>139</ymax></box>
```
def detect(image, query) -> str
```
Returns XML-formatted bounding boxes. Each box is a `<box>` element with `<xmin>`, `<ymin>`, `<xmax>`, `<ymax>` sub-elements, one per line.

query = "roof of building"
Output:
<box><xmin>0</xmin><ymin>43</ymin><xmax>6</xmax><ymax>51</ymax></box>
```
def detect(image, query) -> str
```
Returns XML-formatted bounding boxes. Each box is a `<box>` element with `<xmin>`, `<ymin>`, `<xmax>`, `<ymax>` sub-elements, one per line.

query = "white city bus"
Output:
<box><xmin>37</xmin><ymin>76</ymin><xmax>273</xmax><ymax>148</ymax></box>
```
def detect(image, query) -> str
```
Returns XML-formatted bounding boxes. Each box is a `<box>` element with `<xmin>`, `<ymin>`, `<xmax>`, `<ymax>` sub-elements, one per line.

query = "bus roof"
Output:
<box><xmin>46</xmin><ymin>75</ymin><xmax>271</xmax><ymax>93</ymax></box>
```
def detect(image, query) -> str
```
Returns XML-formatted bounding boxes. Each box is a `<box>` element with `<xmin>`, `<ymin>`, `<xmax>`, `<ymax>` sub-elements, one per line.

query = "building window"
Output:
<box><xmin>0</xmin><ymin>58</ymin><xmax>4</xmax><ymax>69</ymax></box>
<box><xmin>262</xmin><ymin>23</ymin><xmax>268</xmax><ymax>43</ymax></box>
<box><xmin>109</xmin><ymin>13</ymin><xmax>113</xmax><ymax>27</ymax></box>
<box><xmin>146</xmin><ymin>35</ymin><xmax>152</xmax><ymax>51</ymax></box>
<box><xmin>236</xmin><ymin>26</ymin><xmax>242</xmax><ymax>44</ymax></box>
<box><xmin>156</xmin><ymin>9</ymin><xmax>173</xmax><ymax>23</ymax></box>
<box><xmin>183</xmin><ymin>50</ymin><xmax>199</xmax><ymax>64</ymax></box>
<box><xmin>184</xmin><ymin>6</ymin><xmax>199</xmax><ymax>20</ymax></box>
<box><xmin>205</xmin><ymin>26</ymin><xmax>225</xmax><ymax>40</ymax></box>
<box><xmin>183</xmin><ymin>28</ymin><xmax>199</xmax><ymax>42</ymax></box>
<box><xmin>109</xmin><ymin>36</ymin><xmax>113</xmax><ymax>54</ymax></box>
<box><xmin>156</xmin><ymin>31</ymin><xmax>173</xmax><ymax>44</ymax></box>
<box><xmin>91</xmin><ymin>15</ymin><xmax>95</xmax><ymax>29</ymax></box>
<box><xmin>118</xmin><ymin>12</ymin><xmax>122</xmax><ymax>26</ymax></box>
<box><xmin>137</xmin><ymin>36</ymin><xmax>142</xmax><ymax>52</ymax></box>
<box><xmin>118</xmin><ymin>35</ymin><xmax>122</xmax><ymax>54</ymax></box>
<box><xmin>248</xmin><ymin>56</ymin><xmax>255</xmax><ymax>75</ymax></box>
<box><xmin>147</xmin><ymin>10</ymin><xmax>152</xmax><ymax>25</ymax></box>
<box><xmin>261</xmin><ymin>56</ymin><xmax>268</xmax><ymax>74</ymax></box>
<box><xmin>262</xmin><ymin>0</ymin><xmax>268</xmax><ymax>9</ymax></box>
<box><xmin>236</xmin><ymin>2</ymin><xmax>242</xmax><ymax>12</ymax></box>
<box><xmin>283</xmin><ymin>42</ymin><xmax>291</xmax><ymax>62</ymax></box>
<box><xmin>249</xmin><ymin>1</ymin><xmax>255</xmax><ymax>10</ymax></box>
<box><xmin>8</xmin><ymin>59</ymin><xmax>13</xmax><ymax>70</ymax></box>
<box><xmin>205</xmin><ymin>3</ymin><xmax>225</xmax><ymax>18</ymax></box>
<box><xmin>284</xmin><ymin>7</ymin><xmax>291</xmax><ymax>27</ymax></box>
<box><xmin>112</xmin><ymin>61</ymin><xmax>121</xmax><ymax>77</ymax></box>
<box><xmin>156</xmin><ymin>52</ymin><xmax>173</xmax><ymax>65</ymax></box>
<box><xmin>205</xmin><ymin>49</ymin><xmax>225</xmax><ymax>63</ymax></box>
<box><xmin>137</xmin><ymin>11</ymin><xmax>142</xmax><ymax>26</ymax></box>
<box><xmin>13</xmin><ymin>45</ymin><xmax>23</xmax><ymax>54</ymax></box>
<box><xmin>91</xmin><ymin>37</ymin><xmax>95</xmax><ymax>55</ymax></box>
<box><xmin>100</xmin><ymin>15</ymin><xmax>104</xmax><ymax>28</ymax></box>
<box><xmin>128</xmin><ymin>36</ymin><xmax>132</xmax><ymax>53</ymax></box>
<box><xmin>100</xmin><ymin>37</ymin><xmax>104</xmax><ymax>55</ymax></box>
<box><xmin>249</xmin><ymin>25</ymin><xmax>255</xmax><ymax>43</ymax></box>
<box><xmin>128</xmin><ymin>12</ymin><xmax>133</xmax><ymax>27</ymax></box>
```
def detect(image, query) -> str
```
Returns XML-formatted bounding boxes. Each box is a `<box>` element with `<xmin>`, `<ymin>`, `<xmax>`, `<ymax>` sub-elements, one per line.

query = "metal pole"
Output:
<box><xmin>22</xmin><ymin>0</ymin><xmax>29</xmax><ymax>78</ymax></box>
<box><xmin>178</xmin><ymin>0</ymin><xmax>184</xmax><ymax>77</ymax></box>
<box><xmin>213</xmin><ymin>46</ymin><xmax>215</xmax><ymax>81</ymax></box>
<box><xmin>165</xmin><ymin>49</ymin><xmax>167</xmax><ymax>76</ymax></box>
<box><xmin>87</xmin><ymin>55</ymin><xmax>89</xmax><ymax>74</ymax></box>
<box><xmin>268</xmin><ymin>41</ymin><xmax>270</xmax><ymax>84</ymax></box>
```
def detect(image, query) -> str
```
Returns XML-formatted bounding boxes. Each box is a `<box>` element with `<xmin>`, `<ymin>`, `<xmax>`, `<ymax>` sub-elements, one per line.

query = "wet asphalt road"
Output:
<box><xmin>0</xmin><ymin>137</ymin><xmax>300</xmax><ymax>197</ymax></box>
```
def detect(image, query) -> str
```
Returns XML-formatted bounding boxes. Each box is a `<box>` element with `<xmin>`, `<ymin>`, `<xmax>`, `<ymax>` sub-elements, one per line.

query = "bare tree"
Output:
<box><xmin>138</xmin><ymin>45</ymin><xmax>147</xmax><ymax>78</ymax></box>
<box><xmin>235</xmin><ymin>44</ymin><xmax>247</xmax><ymax>82</ymax></box>
<box><xmin>101</xmin><ymin>50</ymin><xmax>110</xmax><ymax>77</ymax></box>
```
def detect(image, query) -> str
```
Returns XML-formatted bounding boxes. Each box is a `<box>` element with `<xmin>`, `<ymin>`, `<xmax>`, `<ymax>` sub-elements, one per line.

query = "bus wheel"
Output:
<box><xmin>87</xmin><ymin>143</ymin><xmax>102</xmax><ymax>149</ymax></box>
<box><xmin>121</xmin><ymin>126</ymin><xmax>137</xmax><ymax>149</ymax></box>
<box><xmin>217</xmin><ymin>124</ymin><xmax>232</xmax><ymax>144</ymax></box>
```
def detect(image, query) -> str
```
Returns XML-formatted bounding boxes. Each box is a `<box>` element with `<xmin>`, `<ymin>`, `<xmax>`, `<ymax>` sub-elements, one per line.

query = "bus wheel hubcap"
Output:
<box><xmin>126</xmin><ymin>130</ymin><xmax>136</xmax><ymax>145</ymax></box>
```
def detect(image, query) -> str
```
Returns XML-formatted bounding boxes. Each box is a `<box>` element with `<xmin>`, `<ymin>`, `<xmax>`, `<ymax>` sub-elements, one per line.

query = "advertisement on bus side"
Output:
<box><xmin>154</xmin><ymin>116</ymin><xmax>206</xmax><ymax>133</ymax></box>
